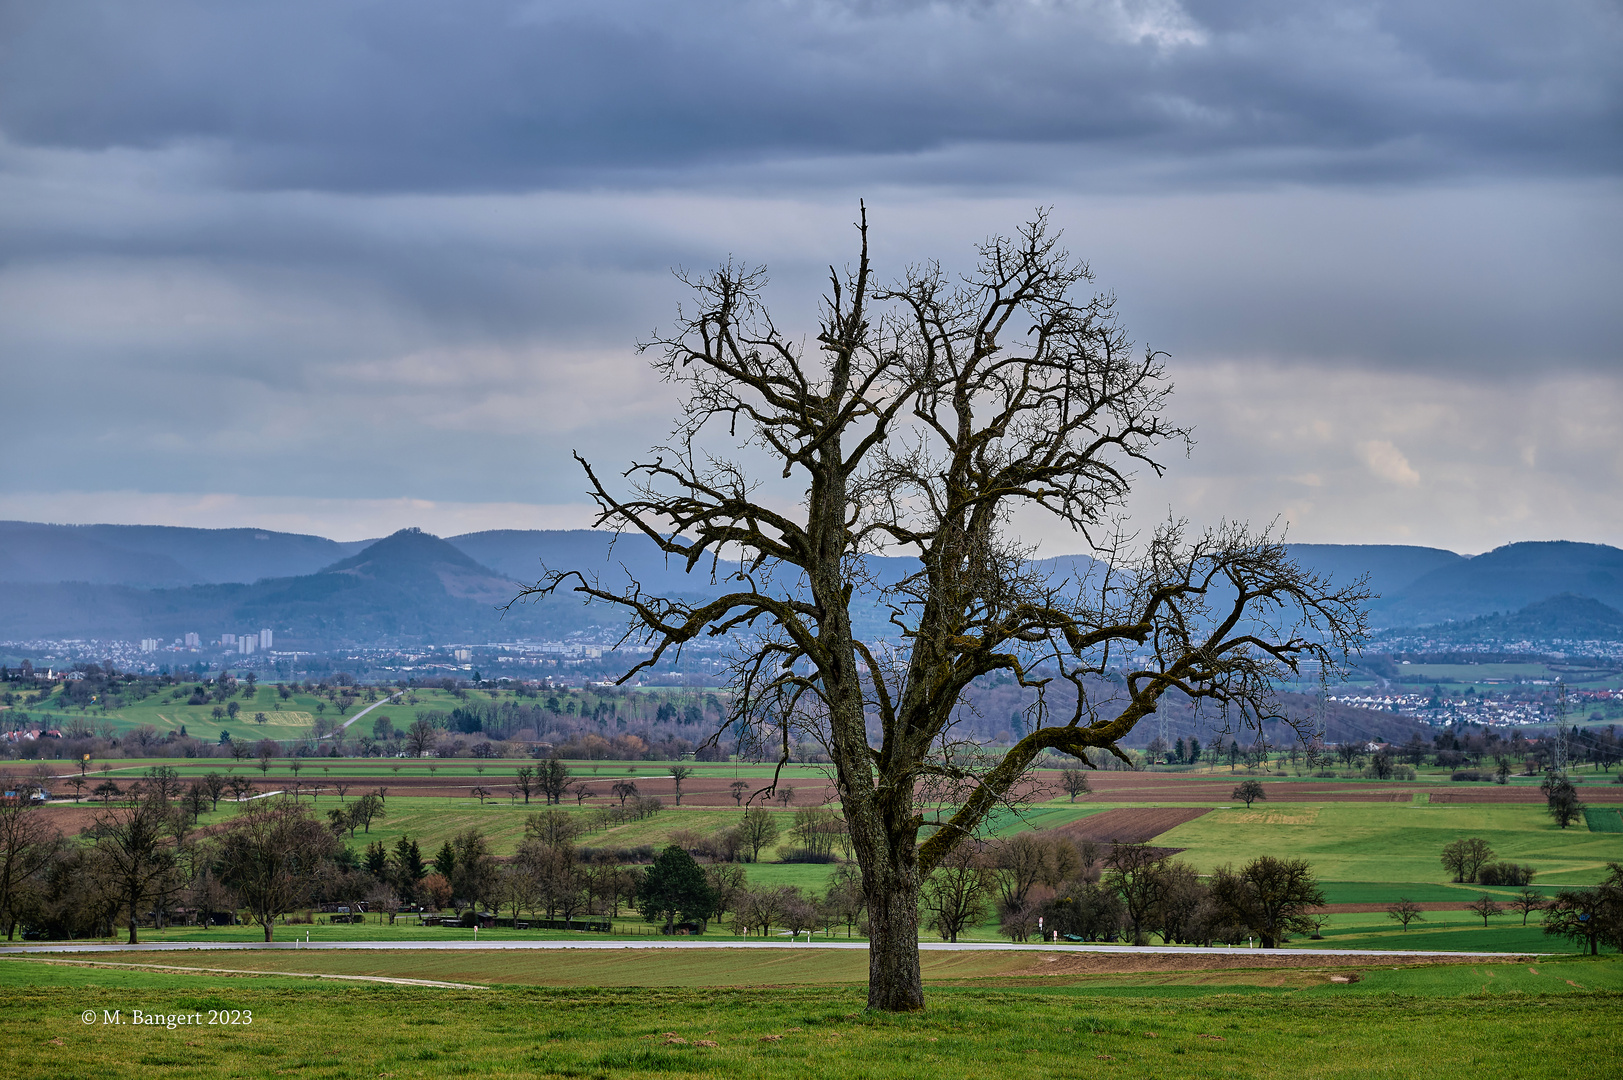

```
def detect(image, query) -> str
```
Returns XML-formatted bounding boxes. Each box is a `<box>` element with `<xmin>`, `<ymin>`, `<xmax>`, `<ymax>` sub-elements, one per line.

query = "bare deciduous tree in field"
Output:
<box><xmin>667</xmin><ymin>765</ymin><xmax>693</xmax><ymax>806</ymax></box>
<box><xmin>0</xmin><ymin>795</ymin><xmax>62</xmax><ymax>941</ymax></box>
<box><xmin>1386</xmin><ymin>897</ymin><xmax>1425</xmax><ymax>931</ymax></box>
<box><xmin>1231</xmin><ymin>780</ymin><xmax>1267</xmax><ymax>808</ymax></box>
<box><xmin>514</xmin><ymin>209</ymin><xmax>1368</xmax><ymax>1011</ymax></box>
<box><xmin>1467</xmin><ymin>893</ymin><xmax>1505</xmax><ymax>928</ymax></box>
<box><xmin>216</xmin><ymin>801</ymin><xmax>337</xmax><ymax>942</ymax></box>
<box><xmin>1511</xmin><ymin>887</ymin><xmax>1546</xmax><ymax>926</ymax></box>
<box><xmin>1441</xmin><ymin>837</ymin><xmax>1494</xmax><ymax>884</ymax></box>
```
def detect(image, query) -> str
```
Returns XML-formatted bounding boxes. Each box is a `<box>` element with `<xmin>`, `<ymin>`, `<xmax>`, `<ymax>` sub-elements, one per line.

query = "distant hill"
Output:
<box><xmin>0</xmin><ymin>529</ymin><xmax>620</xmax><ymax>648</ymax></box>
<box><xmin>5</xmin><ymin>521</ymin><xmax>1622</xmax><ymax>649</ymax></box>
<box><xmin>1383</xmin><ymin>593</ymin><xmax>1623</xmax><ymax>645</ymax></box>
<box><xmin>0</xmin><ymin>521</ymin><xmax>362</xmax><ymax>586</ymax></box>
<box><xmin>1285</xmin><ymin>544</ymin><xmax>1464</xmax><ymax>603</ymax></box>
<box><xmin>1372</xmin><ymin>540</ymin><xmax>1623</xmax><ymax>628</ymax></box>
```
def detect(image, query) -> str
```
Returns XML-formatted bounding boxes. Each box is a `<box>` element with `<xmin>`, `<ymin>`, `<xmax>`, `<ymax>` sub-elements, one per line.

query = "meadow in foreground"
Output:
<box><xmin>2</xmin><ymin>954</ymin><xmax>1619</xmax><ymax>1079</ymax></box>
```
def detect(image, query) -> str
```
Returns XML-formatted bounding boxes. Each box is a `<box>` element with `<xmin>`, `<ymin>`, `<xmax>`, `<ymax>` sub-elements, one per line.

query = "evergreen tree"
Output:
<box><xmin>635</xmin><ymin>845</ymin><xmax>719</xmax><ymax>933</ymax></box>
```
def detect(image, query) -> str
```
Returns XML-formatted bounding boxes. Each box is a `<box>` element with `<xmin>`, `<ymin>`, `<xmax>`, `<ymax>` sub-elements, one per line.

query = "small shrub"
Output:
<box><xmin>1477</xmin><ymin>862</ymin><xmax>1535</xmax><ymax>886</ymax></box>
<box><xmin>780</xmin><ymin>848</ymin><xmax>839</xmax><ymax>864</ymax></box>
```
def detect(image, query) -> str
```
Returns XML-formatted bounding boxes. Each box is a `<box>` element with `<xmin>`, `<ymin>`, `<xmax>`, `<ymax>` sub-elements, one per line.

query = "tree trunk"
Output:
<box><xmin>127</xmin><ymin>918</ymin><xmax>139</xmax><ymax>945</ymax></box>
<box><xmin>263</xmin><ymin>920</ymin><xmax>274</xmax><ymax>942</ymax></box>
<box><xmin>866</xmin><ymin>877</ymin><xmax>924</xmax><ymax>1012</ymax></box>
<box><xmin>1260</xmin><ymin>933</ymin><xmax>1278</xmax><ymax>948</ymax></box>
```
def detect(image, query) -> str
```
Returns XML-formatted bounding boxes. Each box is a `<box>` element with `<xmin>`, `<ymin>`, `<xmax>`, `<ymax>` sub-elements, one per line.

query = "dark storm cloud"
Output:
<box><xmin>1</xmin><ymin>0</ymin><xmax>1617</xmax><ymax>192</ymax></box>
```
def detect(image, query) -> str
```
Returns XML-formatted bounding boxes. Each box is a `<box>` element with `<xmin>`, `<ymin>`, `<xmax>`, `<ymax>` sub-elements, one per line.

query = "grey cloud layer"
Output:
<box><xmin>2</xmin><ymin>0</ymin><xmax>1617</xmax><ymax>190</ymax></box>
<box><xmin>1</xmin><ymin>1</ymin><xmax>1618</xmax><ymax>549</ymax></box>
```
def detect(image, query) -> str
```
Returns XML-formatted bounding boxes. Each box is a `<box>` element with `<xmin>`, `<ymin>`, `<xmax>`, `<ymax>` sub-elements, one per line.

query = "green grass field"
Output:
<box><xmin>25</xmin><ymin>683</ymin><xmax>743</xmax><ymax>743</ymax></box>
<box><xmin>1157</xmin><ymin>801</ymin><xmax>1620</xmax><ymax>884</ymax></box>
<box><xmin>1</xmin><ymin>955</ymin><xmax>1619</xmax><ymax>1079</ymax></box>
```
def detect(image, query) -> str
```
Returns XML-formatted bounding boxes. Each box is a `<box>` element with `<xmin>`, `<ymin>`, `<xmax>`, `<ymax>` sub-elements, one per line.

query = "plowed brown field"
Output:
<box><xmin>1053</xmin><ymin>806</ymin><xmax>1210</xmax><ymax>844</ymax></box>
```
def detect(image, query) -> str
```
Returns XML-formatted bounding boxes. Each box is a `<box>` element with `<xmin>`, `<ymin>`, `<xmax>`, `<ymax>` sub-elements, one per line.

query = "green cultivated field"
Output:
<box><xmin>27</xmin><ymin>683</ymin><xmax>739</xmax><ymax>742</ymax></box>
<box><xmin>29</xmin><ymin>793</ymin><xmax>1618</xmax><ymax>954</ymax></box>
<box><xmin>1</xmin><ymin>957</ymin><xmax>1620</xmax><ymax>1079</ymax></box>
<box><xmin>1156</xmin><ymin>801</ymin><xmax>1620</xmax><ymax>885</ymax></box>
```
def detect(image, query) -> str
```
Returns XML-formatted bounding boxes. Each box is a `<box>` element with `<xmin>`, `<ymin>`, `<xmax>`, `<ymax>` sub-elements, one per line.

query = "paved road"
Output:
<box><xmin>327</xmin><ymin>691</ymin><xmax>402</xmax><ymax>736</ymax></box>
<box><xmin>0</xmin><ymin>940</ymin><xmax>1540</xmax><ymax>958</ymax></box>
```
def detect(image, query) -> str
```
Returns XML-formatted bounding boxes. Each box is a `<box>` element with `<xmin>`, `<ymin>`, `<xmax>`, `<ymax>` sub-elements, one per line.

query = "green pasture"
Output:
<box><xmin>2</xmin><ymin>960</ymin><xmax>1621</xmax><ymax>1080</ymax></box>
<box><xmin>1381</xmin><ymin>660</ymin><xmax>1623</xmax><ymax>692</ymax></box>
<box><xmin>27</xmin><ymin>682</ymin><xmax>738</xmax><ymax>741</ymax></box>
<box><xmin>39</xmin><ymin>784</ymin><xmax>1623</xmax><ymax>898</ymax></box>
<box><xmin>1310</xmin><ymin>910</ymin><xmax>1561</xmax><ymax>955</ymax></box>
<box><xmin>1583</xmin><ymin>807</ymin><xmax>1623</xmax><ymax>833</ymax></box>
<box><xmin>1156</xmin><ymin>801</ymin><xmax>1623</xmax><ymax>885</ymax></box>
<box><xmin>1317</xmin><ymin>880</ymin><xmax>1548</xmax><ymax>905</ymax></box>
<box><xmin>46</xmin><ymin>757</ymin><xmax>835</xmax><ymax>788</ymax></box>
<box><xmin>981</xmin><ymin>803</ymin><xmax>1110</xmax><ymax>836</ymax></box>
<box><xmin>40</xmin><ymin>680</ymin><xmax>430</xmax><ymax>740</ymax></box>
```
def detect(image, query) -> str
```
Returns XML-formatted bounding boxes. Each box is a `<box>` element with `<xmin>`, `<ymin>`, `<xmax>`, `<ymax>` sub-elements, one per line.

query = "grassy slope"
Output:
<box><xmin>1</xmin><ymin>959</ymin><xmax>1620</xmax><ymax>1080</ymax></box>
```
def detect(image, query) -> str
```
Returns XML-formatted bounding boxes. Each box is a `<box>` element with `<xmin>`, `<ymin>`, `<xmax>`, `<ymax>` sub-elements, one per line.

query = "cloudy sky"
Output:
<box><xmin>1</xmin><ymin>0</ymin><xmax>1619</xmax><ymax>554</ymax></box>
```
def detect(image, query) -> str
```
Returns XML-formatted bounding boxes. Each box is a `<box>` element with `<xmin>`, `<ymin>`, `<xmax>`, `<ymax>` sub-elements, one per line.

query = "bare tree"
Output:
<box><xmin>348</xmin><ymin>793</ymin><xmax>387</xmax><ymax>834</ymax></box>
<box><xmin>921</xmin><ymin>842</ymin><xmax>993</xmax><ymax>943</ymax></box>
<box><xmin>1231</xmin><ymin>780</ymin><xmax>1266</xmax><ymax>808</ymax></box>
<box><xmin>729</xmin><ymin>780</ymin><xmax>749</xmax><ymax>806</ymax></box>
<box><xmin>1104</xmin><ymin>842</ymin><xmax>1174</xmax><ymax>945</ymax></box>
<box><xmin>538</xmin><ymin>757</ymin><xmax>572</xmax><ymax>805</ymax></box>
<box><xmin>514</xmin><ymin>765</ymin><xmax>536</xmax><ymax>805</ymax></box>
<box><xmin>1207</xmin><ymin>855</ymin><xmax>1326</xmax><ymax>948</ymax></box>
<box><xmin>216</xmin><ymin>801</ymin><xmax>338</xmax><ymax>941</ymax></box>
<box><xmin>513</xmin><ymin>210</ymin><xmax>1368</xmax><ymax>1010</ymax></box>
<box><xmin>668</xmin><ymin>765</ymin><xmax>693</xmax><ymax>806</ymax></box>
<box><xmin>86</xmin><ymin>798</ymin><xmax>178</xmax><ymax>944</ymax></box>
<box><xmin>525</xmin><ymin>809</ymin><xmax>580</xmax><ymax>848</ymax></box>
<box><xmin>1059</xmin><ymin>767</ymin><xmax>1091</xmax><ymax>802</ymax></box>
<box><xmin>1441</xmin><ymin>838</ymin><xmax>1495</xmax><ymax>884</ymax></box>
<box><xmin>1467</xmin><ymin>894</ymin><xmax>1504</xmax><ymax>928</ymax></box>
<box><xmin>988</xmin><ymin>832</ymin><xmax>1057</xmax><ymax>912</ymax></box>
<box><xmin>405</xmin><ymin>718</ymin><xmax>438</xmax><ymax>758</ymax></box>
<box><xmin>1386</xmin><ymin>897</ymin><xmax>1425</xmax><ymax>931</ymax></box>
<box><xmin>1542</xmin><ymin>774</ymin><xmax>1583</xmax><ymax>829</ymax></box>
<box><xmin>201</xmin><ymin>772</ymin><xmax>227</xmax><ymax>812</ymax></box>
<box><xmin>738</xmin><ymin>806</ymin><xmax>780</xmax><ymax>863</ymax></box>
<box><xmin>1511</xmin><ymin>888</ymin><xmax>1546</xmax><ymax>926</ymax></box>
<box><xmin>0</xmin><ymin>796</ymin><xmax>62</xmax><ymax>940</ymax></box>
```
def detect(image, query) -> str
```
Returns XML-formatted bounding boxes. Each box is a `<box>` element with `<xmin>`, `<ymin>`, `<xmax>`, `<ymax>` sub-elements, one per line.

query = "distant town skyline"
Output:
<box><xmin>2</xmin><ymin>2</ymin><xmax>1618</xmax><ymax>554</ymax></box>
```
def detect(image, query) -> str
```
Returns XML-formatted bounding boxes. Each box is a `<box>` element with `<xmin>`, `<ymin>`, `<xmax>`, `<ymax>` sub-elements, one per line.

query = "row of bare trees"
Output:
<box><xmin>0</xmin><ymin>767</ymin><xmax>423</xmax><ymax>943</ymax></box>
<box><xmin>915</xmin><ymin>832</ymin><xmax>1327</xmax><ymax>948</ymax></box>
